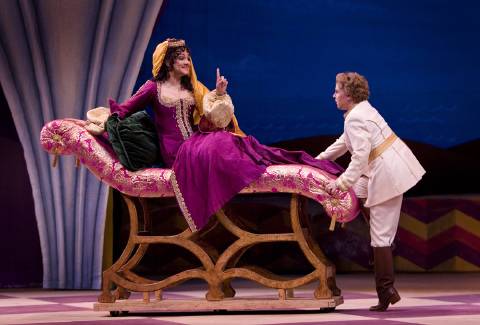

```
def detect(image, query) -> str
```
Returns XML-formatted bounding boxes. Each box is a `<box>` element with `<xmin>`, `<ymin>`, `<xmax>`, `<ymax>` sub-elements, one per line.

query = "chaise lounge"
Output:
<box><xmin>40</xmin><ymin>118</ymin><xmax>360</xmax><ymax>314</ymax></box>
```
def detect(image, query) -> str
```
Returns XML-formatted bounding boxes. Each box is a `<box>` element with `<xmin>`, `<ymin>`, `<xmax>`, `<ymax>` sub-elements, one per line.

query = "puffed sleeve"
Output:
<box><xmin>109</xmin><ymin>81</ymin><xmax>154</xmax><ymax>119</ymax></box>
<box><xmin>202</xmin><ymin>90</ymin><xmax>234</xmax><ymax>129</ymax></box>
<box><xmin>195</xmin><ymin>82</ymin><xmax>245</xmax><ymax>136</ymax></box>
<box><xmin>317</xmin><ymin>134</ymin><xmax>348</xmax><ymax>160</ymax></box>
<box><xmin>335</xmin><ymin>114</ymin><xmax>371</xmax><ymax>191</ymax></box>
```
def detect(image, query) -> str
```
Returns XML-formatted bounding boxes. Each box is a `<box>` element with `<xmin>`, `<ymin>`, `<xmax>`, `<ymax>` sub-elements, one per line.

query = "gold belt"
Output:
<box><xmin>368</xmin><ymin>133</ymin><xmax>398</xmax><ymax>163</ymax></box>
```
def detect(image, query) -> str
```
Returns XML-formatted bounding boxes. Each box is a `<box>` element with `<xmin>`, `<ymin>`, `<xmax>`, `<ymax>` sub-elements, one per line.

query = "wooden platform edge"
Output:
<box><xmin>93</xmin><ymin>296</ymin><xmax>343</xmax><ymax>312</ymax></box>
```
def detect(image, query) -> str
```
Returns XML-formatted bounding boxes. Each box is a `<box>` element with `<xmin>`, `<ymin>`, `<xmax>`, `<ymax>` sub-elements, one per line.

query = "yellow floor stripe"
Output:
<box><xmin>430</xmin><ymin>257</ymin><xmax>480</xmax><ymax>272</ymax></box>
<box><xmin>399</xmin><ymin>212</ymin><xmax>429</xmax><ymax>240</ymax></box>
<box><xmin>455</xmin><ymin>210</ymin><xmax>480</xmax><ymax>238</ymax></box>
<box><xmin>399</xmin><ymin>210</ymin><xmax>480</xmax><ymax>240</ymax></box>
<box><xmin>394</xmin><ymin>256</ymin><xmax>425</xmax><ymax>272</ymax></box>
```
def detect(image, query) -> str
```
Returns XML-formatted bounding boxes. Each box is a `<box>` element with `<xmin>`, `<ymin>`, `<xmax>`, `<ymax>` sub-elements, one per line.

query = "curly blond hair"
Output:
<box><xmin>336</xmin><ymin>72</ymin><xmax>370</xmax><ymax>103</ymax></box>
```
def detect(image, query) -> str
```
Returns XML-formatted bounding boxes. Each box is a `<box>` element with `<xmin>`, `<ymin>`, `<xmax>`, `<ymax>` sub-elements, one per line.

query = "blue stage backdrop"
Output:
<box><xmin>135</xmin><ymin>0</ymin><xmax>480</xmax><ymax>148</ymax></box>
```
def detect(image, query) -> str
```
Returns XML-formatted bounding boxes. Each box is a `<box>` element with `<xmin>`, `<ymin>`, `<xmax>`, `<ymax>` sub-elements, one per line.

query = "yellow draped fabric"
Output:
<box><xmin>152</xmin><ymin>40</ymin><xmax>244</xmax><ymax>136</ymax></box>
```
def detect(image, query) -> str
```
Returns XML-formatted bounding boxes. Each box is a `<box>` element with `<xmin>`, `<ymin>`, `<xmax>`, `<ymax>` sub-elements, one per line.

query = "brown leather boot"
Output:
<box><xmin>360</xmin><ymin>205</ymin><xmax>374</xmax><ymax>266</ymax></box>
<box><xmin>369</xmin><ymin>246</ymin><xmax>401</xmax><ymax>311</ymax></box>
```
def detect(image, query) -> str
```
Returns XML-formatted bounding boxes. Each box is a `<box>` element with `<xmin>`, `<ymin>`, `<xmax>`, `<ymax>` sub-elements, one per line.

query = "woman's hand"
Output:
<box><xmin>215</xmin><ymin>67</ymin><xmax>228</xmax><ymax>96</ymax></box>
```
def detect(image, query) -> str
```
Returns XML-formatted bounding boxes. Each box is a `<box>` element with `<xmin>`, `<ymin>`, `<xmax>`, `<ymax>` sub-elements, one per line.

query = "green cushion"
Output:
<box><xmin>105</xmin><ymin>111</ymin><xmax>163</xmax><ymax>171</ymax></box>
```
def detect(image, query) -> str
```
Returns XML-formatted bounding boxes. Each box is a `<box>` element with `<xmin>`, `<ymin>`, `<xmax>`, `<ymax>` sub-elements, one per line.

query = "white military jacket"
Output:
<box><xmin>318</xmin><ymin>101</ymin><xmax>425</xmax><ymax>207</ymax></box>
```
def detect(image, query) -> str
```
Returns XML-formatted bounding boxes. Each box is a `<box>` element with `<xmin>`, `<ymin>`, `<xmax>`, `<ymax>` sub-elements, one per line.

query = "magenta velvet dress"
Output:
<box><xmin>110</xmin><ymin>80</ymin><xmax>343</xmax><ymax>231</ymax></box>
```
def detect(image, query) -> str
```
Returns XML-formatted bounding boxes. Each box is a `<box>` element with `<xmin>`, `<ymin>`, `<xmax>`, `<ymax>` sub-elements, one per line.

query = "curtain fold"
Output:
<box><xmin>0</xmin><ymin>0</ymin><xmax>163</xmax><ymax>288</ymax></box>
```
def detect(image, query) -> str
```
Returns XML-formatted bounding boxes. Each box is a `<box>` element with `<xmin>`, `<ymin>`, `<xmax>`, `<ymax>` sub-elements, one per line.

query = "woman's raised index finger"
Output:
<box><xmin>216</xmin><ymin>68</ymin><xmax>220</xmax><ymax>80</ymax></box>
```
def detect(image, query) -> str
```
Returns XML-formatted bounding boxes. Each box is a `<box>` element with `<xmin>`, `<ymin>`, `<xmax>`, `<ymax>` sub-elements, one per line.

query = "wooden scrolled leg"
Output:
<box><xmin>113</xmin><ymin>286</ymin><xmax>131</xmax><ymax>300</ymax></box>
<box><xmin>97</xmin><ymin>269</ymin><xmax>116</xmax><ymax>303</ymax></box>
<box><xmin>98</xmin><ymin>292</ymin><xmax>115</xmax><ymax>303</ymax></box>
<box><xmin>143</xmin><ymin>292</ymin><xmax>150</xmax><ymax>303</ymax></box>
<box><xmin>314</xmin><ymin>285</ymin><xmax>330</xmax><ymax>299</ymax></box>
<box><xmin>278</xmin><ymin>288</ymin><xmax>294</xmax><ymax>300</ymax></box>
<box><xmin>222</xmin><ymin>279</ymin><xmax>236</xmax><ymax>298</ymax></box>
<box><xmin>328</xmin><ymin>272</ymin><xmax>342</xmax><ymax>296</ymax></box>
<box><xmin>315</xmin><ymin>266</ymin><xmax>337</xmax><ymax>299</ymax></box>
<box><xmin>206</xmin><ymin>281</ymin><xmax>225</xmax><ymax>301</ymax></box>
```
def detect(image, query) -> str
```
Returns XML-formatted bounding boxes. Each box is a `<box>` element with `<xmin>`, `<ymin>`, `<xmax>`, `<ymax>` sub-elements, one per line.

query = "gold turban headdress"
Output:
<box><xmin>151</xmin><ymin>39</ymin><xmax>243</xmax><ymax>135</ymax></box>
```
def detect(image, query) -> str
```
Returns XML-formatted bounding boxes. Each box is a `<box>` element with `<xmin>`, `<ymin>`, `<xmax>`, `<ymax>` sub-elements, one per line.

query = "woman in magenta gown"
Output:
<box><xmin>109</xmin><ymin>39</ymin><xmax>342</xmax><ymax>231</ymax></box>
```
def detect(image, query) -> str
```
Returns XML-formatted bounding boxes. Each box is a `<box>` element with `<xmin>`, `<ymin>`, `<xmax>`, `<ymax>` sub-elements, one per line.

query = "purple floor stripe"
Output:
<box><xmin>0</xmin><ymin>304</ymin><xmax>87</xmax><ymax>314</ymax></box>
<box><xmin>36</xmin><ymin>295</ymin><xmax>99</xmax><ymax>303</ymax></box>
<box><xmin>342</xmin><ymin>292</ymin><xmax>377</xmax><ymax>299</ymax></box>
<box><xmin>421</xmin><ymin>294</ymin><xmax>480</xmax><ymax>303</ymax></box>
<box><xmin>265</xmin><ymin>321</ymin><xmax>411</xmax><ymax>325</ymax></box>
<box><xmin>29</xmin><ymin>320</ymin><xmax>183</xmax><ymax>325</ymax></box>
<box><xmin>341</xmin><ymin>303</ymin><xmax>480</xmax><ymax>318</ymax></box>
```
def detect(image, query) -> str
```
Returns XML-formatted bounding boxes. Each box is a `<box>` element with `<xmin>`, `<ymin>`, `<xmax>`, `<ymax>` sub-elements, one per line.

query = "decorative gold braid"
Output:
<box><xmin>175</xmin><ymin>100</ymin><xmax>189</xmax><ymax>140</ymax></box>
<box><xmin>182</xmin><ymin>100</ymin><xmax>193</xmax><ymax>137</ymax></box>
<box><xmin>170</xmin><ymin>171</ymin><xmax>197</xmax><ymax>232</ymax></box>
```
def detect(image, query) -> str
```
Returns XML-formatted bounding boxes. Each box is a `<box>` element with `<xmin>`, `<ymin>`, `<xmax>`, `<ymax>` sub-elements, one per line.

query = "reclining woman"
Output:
<box><xmin>108</xmin><ymin>38</ymin><xmax>343</xmax><ymax>231</ymax></box>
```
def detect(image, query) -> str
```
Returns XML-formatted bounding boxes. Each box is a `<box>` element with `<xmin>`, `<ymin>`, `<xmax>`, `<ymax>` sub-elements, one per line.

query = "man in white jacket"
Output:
<box><xmin>317</xmin><ymin>72</ymin><xmax>425</xmax><ymax>311</ymax></box>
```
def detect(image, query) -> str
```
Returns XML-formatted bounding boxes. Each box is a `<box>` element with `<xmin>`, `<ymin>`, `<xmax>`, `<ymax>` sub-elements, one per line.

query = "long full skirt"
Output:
<box><xmin>172</xmin><ymin>131</ymin><xmax>343</xmax><ymax>231</ymax></box>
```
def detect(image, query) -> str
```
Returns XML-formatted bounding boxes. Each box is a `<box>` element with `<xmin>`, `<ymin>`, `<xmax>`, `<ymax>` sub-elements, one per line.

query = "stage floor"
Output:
<box><xmin>0</xmin><ymin>273</ymin><xmax>479</xmax><ymax>325</ymax></box>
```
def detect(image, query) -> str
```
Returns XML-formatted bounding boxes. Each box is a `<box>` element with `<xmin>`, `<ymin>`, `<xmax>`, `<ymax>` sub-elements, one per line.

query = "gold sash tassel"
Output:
<box><xmin>329</xmin><ymin>215</ymin><xmax>337</xmax><ymax>231</ymax></box>
<box><xmin>52</xmin><ymin>154</ymin><xmax>58</xmax><ymax>168</ymax></box>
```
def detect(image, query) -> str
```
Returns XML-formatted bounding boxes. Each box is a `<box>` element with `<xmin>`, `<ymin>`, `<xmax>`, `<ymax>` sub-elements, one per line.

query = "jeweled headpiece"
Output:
<box><xmin>152</xmin><ymin>38</ymin><xmax>186</xmax><ymax>78</ymax></box>
<box><xmin>166</xmin><ymin>38</ymin><xmax>185</xmax><ymax>48</ymax></box>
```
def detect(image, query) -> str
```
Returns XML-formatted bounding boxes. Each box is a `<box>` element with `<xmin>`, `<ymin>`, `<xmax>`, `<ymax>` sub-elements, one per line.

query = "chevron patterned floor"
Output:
<box><xmin>1</xmin><ymin>273</ymin><xmax>479</xmax><ymax>325</ymax></box>
<box><xmin>396</xmin><ymin>196</ymin><xmax>480</xmax><ymax>272</ymax></box>
<box><xmin>324</xmin><ymin>196</ymin><xmax>480</xmax><ymax>273</ymax></box>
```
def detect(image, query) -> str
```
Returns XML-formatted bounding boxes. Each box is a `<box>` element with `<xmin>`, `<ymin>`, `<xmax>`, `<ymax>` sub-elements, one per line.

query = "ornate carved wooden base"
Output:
<box><xmin>95</xmin><ymin>194</ymin><xmax>342</xmax><ymax>313</ymax></box>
